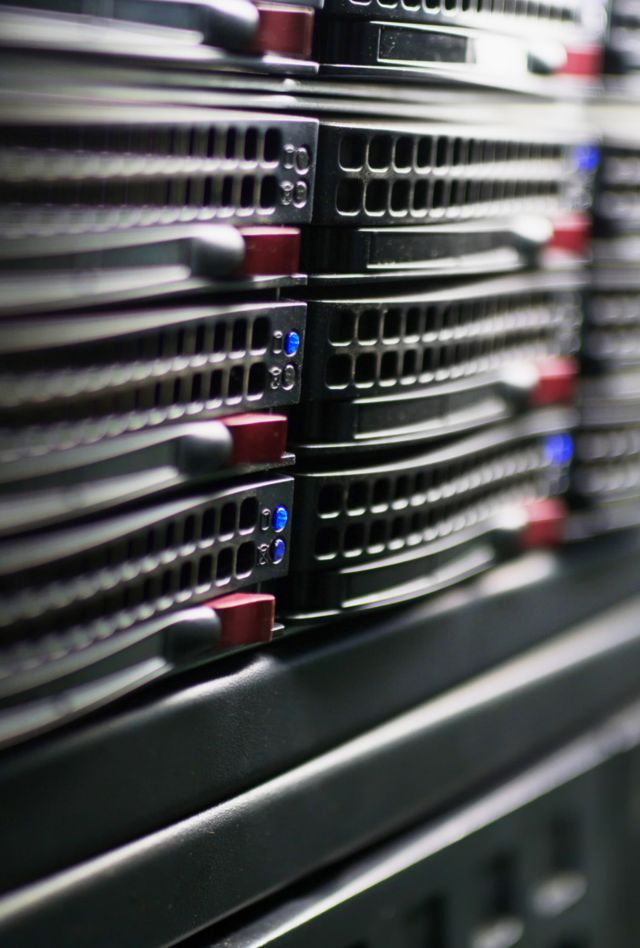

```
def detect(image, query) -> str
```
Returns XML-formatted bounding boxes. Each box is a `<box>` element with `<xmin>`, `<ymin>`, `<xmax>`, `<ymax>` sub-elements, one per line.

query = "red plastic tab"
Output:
<box><xmin>521</xmin><ymin>498</ymin><xmax>568</xmax><ymax>550</ymax></box>
<box><xmin>531</xmin><ymin>357</ymin><xmax>578</xmax><ymax>408</ymax></box>
<box><xmin>558</xmin><ymin>44</ymin><xmax>603</xmax><ymax>78</ymax></box>
<box><xmin>254</xmin><ymin>4</ymin><xmax>314</xmax><ymax>58</ymax></box>
<box><xmin>208</xmin><ymin>592</ymin><xmax>275</xmax><ymax>647</ymax></box>
<box><xmin>239</xmin><ymin>227</ymin><xmax>301</xmax><ymax>276</ymax></box>
<box><xmin>223</xmin><ymin>413</ymin><xmax>288</xmax><ymax>465</ymax></box>
<box><xmin>549</xmin><ymin>214</ymin><xmax>591</xmax><ymax>257</ymax></box>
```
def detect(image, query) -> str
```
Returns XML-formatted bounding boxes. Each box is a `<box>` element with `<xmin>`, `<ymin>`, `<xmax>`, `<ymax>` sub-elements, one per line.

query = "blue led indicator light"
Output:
<box><xmin>284</xmin><ymin>330</ymin><xmax>301</xmax><ymax>357</ymax></box>
<box><xmin>573</xmin><ymin>144</ymin><xmax>600</xmax><ymax>174</ymax></box>
<box><xmin>545</xmin><ymin>433</ymin><xmax>574</xmax><ymax>467</ymax></box>
<box><xmin>271</xmin><ymin>538</ymin><xmax>286</xmax><ymax>564</ymax></box>
<box><xmin>273</xmin><ymin>505</ymin><xmax>289</xmax><ymax>532</ymax></box>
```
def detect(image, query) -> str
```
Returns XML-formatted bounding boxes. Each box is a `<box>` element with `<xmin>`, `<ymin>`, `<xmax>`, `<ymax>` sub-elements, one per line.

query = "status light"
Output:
<box><xmin>545</xmin><ymin>433</ymin><xmax>574</xmax><ymax>467</ymax></box>
<box><xmin>273</xmin><ymin>505</ymin><xmax>289</xmax><ymax>532</ymax></box>
<box><xmin>271</xmin><ymin>538</ymin><xmax>286</xmax><ymax>563</ymax></box>
<box><xmin>284</xmin><ymin>330</ymin><xmax>301</xmax><ymax>357</ymax></box>
<box><xmin>573</xmin><ymin>144</ymin><xmax>600</xmax><ymax>174</ymax></box>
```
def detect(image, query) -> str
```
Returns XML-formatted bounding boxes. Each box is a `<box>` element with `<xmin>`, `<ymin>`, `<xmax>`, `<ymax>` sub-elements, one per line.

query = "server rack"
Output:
<box><xmin>1</xmin><ymin>0</ymin><xmax>640</xmax><ymax>945</ymax></box>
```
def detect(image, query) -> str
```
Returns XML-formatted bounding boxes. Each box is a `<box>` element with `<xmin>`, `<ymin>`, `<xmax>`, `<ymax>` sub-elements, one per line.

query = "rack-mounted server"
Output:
<box><xmin>0</xmin><ymin>101</ymin><xmax>596</xmax><ymax>306</ymax></box>
<box><xmin>0</xmin><ymin>102</ymin><xmax>317</xmax><ymax>313</ymax></box>
<box><xmin>0</xmin><ymin>472</ymin><xmax>294</xmax><ymax>744</ymax></box>
<box><xmin>0</xmin><ymin>475</ymin><xmax>293</xmax><ymax>637</ymax></box>
<box><xmin>314</xmin><ymin>7</ymin><xmax>605</xmax><ymax>93</ymax></box>
<box><xmin>294</xmin><ymin>271</ymin><xmax>581</xmax><ymax>451</ymax></box>
<box><xmin>0</xmin><ymin>0</ymin><xmax>318</xmax><ymax>76</ymax></box>
<box><xmin>0</xmin><ymin>297</ymin><xmax>305</xmax><ymax>529</ymax></box>
<box><xmin>305</xmin><ymin>116</ymin><xmax>596</xmax><ymax>281</ymax></box>
<box><xmin>283</xmin><ymin>409</ymin><xmax>573</xmax><ymax>619</ymax></box>
<box><xmin>0</xmin><ymin>0</ymin><xmax>605</xmax><ymax>91</ymax></box>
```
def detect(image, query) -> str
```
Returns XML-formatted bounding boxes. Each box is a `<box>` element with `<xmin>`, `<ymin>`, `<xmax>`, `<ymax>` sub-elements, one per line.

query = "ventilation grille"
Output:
<box><xmin>326</xmin><ymin>0</ymin><xmax>579</xmax><ymax>26</ymax></box>
<box><xmin>598</xmin><ymin>146</ymin><xmax>640</xmax><ymax>223</ymax></box>
<box><xmin>575</xmin><ymin>426</ymin><xmax>640</xmax><ymax>500</ymax></box>
<box><xmin>306</xmin><ymin>287</ymin><xmax>579</xmax><ymax>399</ymax></box>
<box><xmin>586</xmin><ymin>292</ymin><xmax>640</xmax><ymax>364</ymax></box>
<box><xmin>611</xmin><ymin>9</ymin><xmax>640</xmax><ymax>31</ymax></box>
<box><xmin>601</xmin><ymin>145</ymin><xmax>640</xmax><ymax>184</ymax></box>
<box><xmin>0</xmin><ymin>477</ymin><xmax>292</xmax><ymax>641</ymax></box>
<box><xmin>0</xmin><ymin>115</ymin><xmax>315</xmax><ymax>236</ymax></box>
<box><xmin>293</xmin><ymin>434</ymin><xmax>556</xmax><ymax>570</ymax></box>
<box><xmin>0</xmin><ymin>303</ymin><xmax>304</xmax><ymax>434</ymax></box>
<box><xmin>317</xmin><ymin>125</ymin><xmax>571</xmax><ymax>225</ymax></box>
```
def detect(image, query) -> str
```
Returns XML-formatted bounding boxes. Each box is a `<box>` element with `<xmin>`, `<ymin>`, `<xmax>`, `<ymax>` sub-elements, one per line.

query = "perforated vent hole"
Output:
<box><xmin>344</xmin><ymin>523</ymin><xmax>365</xmax><ymax>555</ymax></box>
<box><xmin>216</xmin><ymin>547</ymin><xmax>233</xmax><ymax>582</ymax></box>
<box><xmin>263</xmin><ymin>128</ymin><xmax>281</xmax><ymax>163</ymax></box>
<box><xmin>201</xmin><ymin>508</ymin><xmax>216</xmax><ymax>541</ymax></box>
<box><xmin>239</xmin><ymin>497</ymin><xmax>258</xmax><ymax>532</ymax></box>
<box><xmin>318</xmin><ymin>483</ymin><xmax>343</xmax><ymax>516</ymax></box>
<box><xmin>391</xmin><ymin>179</ymin><xmax>410</xmax><ymax>214</ymax></box>
<box><xmin>197</xmin><ymin>554</ymin><xmax>213</xmax><ymax>586</ymax></box>
<box><xmin>315</xmin><ymin>527</ymin><xmax>340</xmax><ymax>558</ymax></box>
<box><xmin>417</xmin><ymin>137</ymin><xmax>433</xmax><ymax>168</ymax></box>
<box><xmin>383</xmin><ymin>309</ymin><xmax>402</xmax><ymax>340</ymax></box>
<box><xmin>394</xmin><ymin>476</ymin><xmax>410</xmax><ymax>507</ymax></box>
<box><xmin>408</xmin><ymin>180</ymin><xmax>427</xmax><ymax>215</ymax></box>
<box><xmin>549</xmin><ymin>815</ymin><xmax>582</xmax><ymax>871</ymax></box>
<box><xmin>484</xmin><ymin>853</ymin><xmax>519</xmax><ymax>917</ymax></box>
<box><xmin>368</xmin><ymin>135</ymin><xmax>392</xmax><ymax>170</ymax></box>
<box><xmin>365</xmin><ymin>180</ymin><xmax>388</xmax><ymax>214</ymax></box>
<box><xmin>354</xmin><ymin>352</ymin><xmax>377</xmax><ymax>386</ymax></box>
<box><xmin>179</xmin><ymin>561</ymin><xmax>193</xmax><ymax>591</ymax></box>
<box><xmin>357</xmin><ymin>310</ymin><xmax>380</xmax><ymax>343</ymax></box>
<box><xmin>232</xmin><ymin>320</ymin><xmax>248</xmax><ymax>352</ymax></box>
<box><xmin>228</xmin><ymin>365</ymin><xmax>244</xmax><ymax>399</ymax></box>
<box><xmin>339</xmin><ymin>133</ymin><xmax>366</xmax><ymax>170</ymax></box>
<box><xmin>407</xmin><ymin>894</ymin><xmax>448</xmax><ymax>947</ymax></box>
<box><xmin>330</xmin><ymin>310</ymin><xmax>356</xmax><ymax>344</ymax></box>
<box><xmin>368</xmin><ymin>520</ymin><xmax>387</xmax><ymax>550</ymax></box>
<box><xmin>405</xmin><ymin>307</ymin><xmax>421</xmax><ymax>338</ymax></box>
<box><xmin>372</xmin><ymin>478</ymin><xmax>391</xmax><ymax>508</ymax></box>
<box><xmin>394</xmin><ymin>136</ymin><xmax>414</xmax><ymax>170</ymax></box>
<box><xmin>326</xmin><ymin>354</ymin><xmax>352</xmax><ymax>389</ymax></box>
<box><xmin>347</xmin><ymin>481</ymin><xmax>368</xmax><ymax>513</ymax></box>
<box><xmin>224</xmin><ymin>129</ymin><xmax>237</xmax><ymax>159</ymax></box>
<box><xmin>259</xmin><ymin>177</ymin><xmax>277</xmax><ymax>210</ymax></box>
<box><xmin>219</xmin><ymin>502</ymin><xmax>237</xmax><ymax>537</ymax></box>
<box><xmin>337</xmin><ymin>179</ymin><xmax>363</xmax><ymax>214</ymax></box>
<box><xmin>183</xmin><ymin>515</ymin><xmax>197</xmax><ymax>545</ymax></box>
<box><xmin>244</xmin><ymin>127</ymin><xmax>258</xmax><ymax>161</ymax></box>
<box><xmin>380</xmin><ymin>351</ymin><xmax>398</xmax><ymax>382</ymax></box>
<box><xmin>432</xmin><ymin>180</ymin><xmax>447</xmax><ymax>209</ymax></box>
<box><xmin>248</xmin><ymin>362</ymin><xmax>266</xmax><ymax>396</ymax></box>
<box><xmin>435</xmin><ymin>138</ymin><xmax>449</xmax><ymax>167</ymax></box>
<box><xmin>251</xmin><ymin>317</ymin><xmax>270</xmax><ymax>352</ymax></box>
<box><xmin>402</xmin><ymin>350</ymin><xmax>418</xmax><ymax>380</ymax></box>
<box><xmin>240</xmin><ymin>177</ymin><xmax>254</xmax><ymax>208</ymax></box>
<box><xmin>236</xmin><ymin>542</ymin><xmax>255</xmax><ymax>576</ymax></box>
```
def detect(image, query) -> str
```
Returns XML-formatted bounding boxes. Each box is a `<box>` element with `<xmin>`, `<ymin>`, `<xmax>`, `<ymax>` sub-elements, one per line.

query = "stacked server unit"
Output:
<box><xmin>284</xmin><ymin>107</ymin><xmax>594</xmax><ymax>619</ymax></box>
<box><xmin>571</xmin><ymin>13</ymin><xmax>640</xmax><ymax>543</ymax></box>
<box><xmin>2</xmin><ymin>1</ymin><xmax>640</xmax><ymax>946</ymax></box>
<box><xmin>0</xmin><ymin>93</ymin><xmax>316</xmax><ymax>742</ymax></box>
<box><xmin>0</xmin><ymin>0</ymin><xmax>604</xmax><ymax>734</ymax></box>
